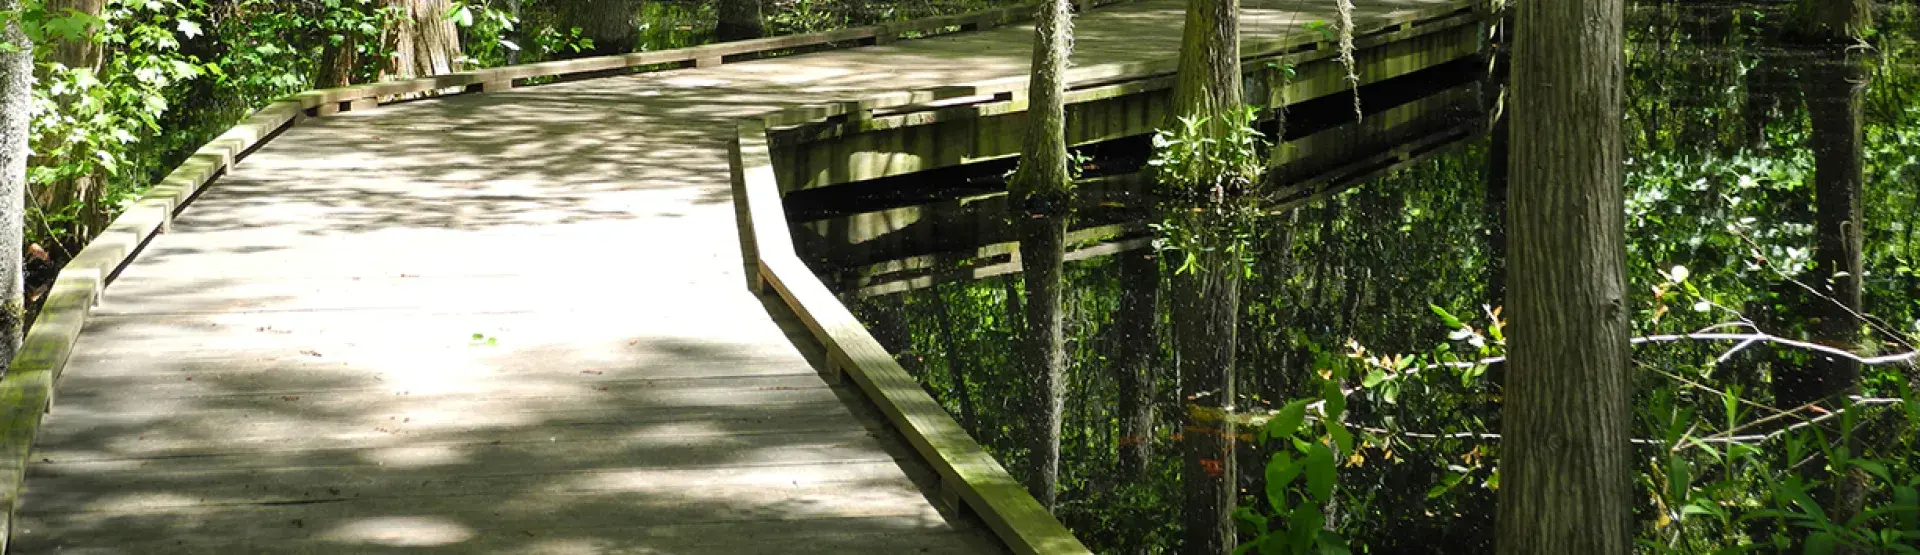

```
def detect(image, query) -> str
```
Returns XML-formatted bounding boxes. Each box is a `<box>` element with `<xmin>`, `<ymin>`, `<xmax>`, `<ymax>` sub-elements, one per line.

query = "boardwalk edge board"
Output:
<box><xmin>733</xmin><ymin>121</ymin><xmax>1094</xmax><ymax>555</ymax></box>
<box><xmin>0</xmin><ymin>1</ymin><xmax>1142</xmax><ymax>550</ymax></box>
<box><xmin>730</xmin><ymin>1</ymin><xmax>1483</xmax><ymax>552</ymax></box>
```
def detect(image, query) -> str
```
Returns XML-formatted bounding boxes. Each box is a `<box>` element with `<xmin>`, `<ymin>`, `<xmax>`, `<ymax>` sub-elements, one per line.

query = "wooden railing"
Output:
<box><xmin>734</xmin><ymin>118</ymin><xmax>1094</xmax><ymax>554</ymax></box>
<box><xmin>0</xmin><ymin>2</ymin><xmax>1119</xmax><ymax>549</ymax></box>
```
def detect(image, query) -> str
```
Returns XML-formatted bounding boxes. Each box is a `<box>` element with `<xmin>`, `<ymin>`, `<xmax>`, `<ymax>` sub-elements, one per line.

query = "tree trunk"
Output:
<box><xmin>0</xmin><ymin>0</ymin><xmax>30</xmax><ymax>370</ymax></box>
<box><xmin>504</xmin><ymin>0</ymin><xmax>522</xmax><ymax>65</ymax></box>
<box><xmin>1116</xmin><ymin>249</ymin><xmax>1159</xmax><ymax>480</ymax></box>
<box><xmin>1008</xmin><ymin>0</ymin><xmax>1074</xmax><ymax>511</ymax></box>
<box><xmin>1171</xmin><ymin>0</ymin><xmax>1241</xmax><ymax>127</ymax></box>
<box><xmin>559</xmin><ymin>0</ymin><xmax>640</xmax><ymax>57</ymax></box>
<box><xmin>1786</xmin><ymin>2</ymin><xmax>1873</xmax><ymax>545</ymax></box>
<box><xmin>1483</xmin><ymin>7</ymin><xmax>1511</xmax><ymax>314</ymax></box>
<box><xmin>717</xmin><ymin>0</ymin><xmax>766</xmax><ymax>42</ymax></box>
<box><xmin>316</xmin><ymin>34</ymin><xmax>361</xmax><ymax>88</ymax></box>
<box><xmin>1173</xmin><ymin>245</ymin><xmax>1240</xmax><ymax>555</ymax></box>
<box><xmin>1168</xmin><ymin>0</ymin><xmax>1243</xmax><ymax>552</ymax></box>
<box><xmin>932</xmin><ymin>285</ymin><xmax>980</xmax><ymax>432</ymax></box>
<box><xmin>38</xmin><ymin>0</ymin><xmax>109</xmax><ymax>241</ymax></box>
<box><xmin>1495</xmin><ymin>0</ymin><xmax>1634</xmax><ymax>553</ymax></box>
<box><xmin>1775</xmin><ymin>51</ymin><xmax>1867</xmax><ymax>414</ymax></box>
<box><xmin>1016</xmin><ymin>213</ymin><xmax>1068</xmax><ymax>510</ymax></box>
<box><xmin>387</xmin><ymin>0</ymin><xmax>464</xmax><ymax>79</ymax></box>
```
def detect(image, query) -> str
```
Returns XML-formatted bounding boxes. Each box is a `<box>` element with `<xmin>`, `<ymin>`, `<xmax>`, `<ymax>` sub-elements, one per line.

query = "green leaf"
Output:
<box><xmin>1321</xmin><ymin>381</ymin><xmax>1345</xmax><ymax>421</ymax></box>
<box><xmin>1305</xmin><ymin>443</ymin><xmax>1335</xmax><ymax>504</ymax></box>
<box><xmin>1896</xmin><ymin>485</ymin><xmax>1918</xmax><ymax>533</ymax></box>
<box><xmin>1266</xmin><ymin>454</ymin><xmax>1300</xmax><ymax>510</ymax></box>
<box><xmin>1267</xmin><ymin>399</ymin><xmax>1310</xmax><ymax>440</ymax></box>
<box><xmin>1328</xmin><ymin>425</ymin><xmax>1353</xmax><ymax>457</ymax></box>
<box><xmin>1429</xmin><ymin>304</ymin><xmax>1464</xmax><ymax>329</ymax></box>
<box><xmin>1804</xmin><ymin>532</ymin><xmax>1835</xmax><ymax>555</ymax></box>
<box><xmin>1854</xmin><ymin>460</ymin><xmax>1891</xmax><ymax>484</ymax></box>
<box><xmin>1666</xmin><ymin>455</ymin><xmax>1691</xmax><ymax>505</ymax></box>
<box><xmin>1362</xmin><ymin>370</ymin><xmax>1387</xmax><ymax>388</ymax></box>
<box><xmin>1316</xmin><ymin>531</ymin><xmax>1352</xmax><ymax>555</ymax></box>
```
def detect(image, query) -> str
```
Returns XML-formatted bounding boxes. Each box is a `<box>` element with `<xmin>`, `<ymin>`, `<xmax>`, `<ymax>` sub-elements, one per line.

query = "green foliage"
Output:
<box><xmin>1238</xmin><ymin>378</ymin><xmax>1357</xmax><ymax>555</ymax></box>
<box><xmin>1147</xmin><ymin>106</ymin><xmax>1269</xmax><ymax>277</ymax></box>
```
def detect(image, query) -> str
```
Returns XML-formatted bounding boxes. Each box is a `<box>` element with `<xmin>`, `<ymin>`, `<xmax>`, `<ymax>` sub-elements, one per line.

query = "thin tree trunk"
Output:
<box><xmin>932</xmin><ymin>285</ymin><xmax>979</xmax><ymax>432</ymax></box>
<box><xmin>38</xmin><ymin>0</ymin><xmax>108</xmax><ymax>241</ymax></box>
<box><xmin>387</xmin><ymin>0</ymin><xmax>464</xmax><ymax>79</ymax></box>
<box><xmin>1495</xmin><ymin>0</ymin><xmax>1634</xmax><ymax>553</ymax></box>
<box><xmin>1116</xmin><ymin>249</ymin><xmax>1159</xmax><ymax>480</ymax></box>
<box><xmin>717</xmin><ymin>0</ymin><xmax>766</xmax><ymax>41</ymax></box>
<box><xmin>505</xmin><ymin>0</ymin><xmax>522</xmax><ymax>65</ymax></box>
<box><xmin>559</xmin><ymin>0</ymin><xmax>640</xmax><ymax>57</ymax></box>
<box><xmin>1008</xmin><ymin>0</ymin><xmax>1074</xmax><ymax>511</ymax></box>
<box><xmin>0</xmin><ymin>0</ymin><xmax>31</xmax><ymax>369</ymax></box>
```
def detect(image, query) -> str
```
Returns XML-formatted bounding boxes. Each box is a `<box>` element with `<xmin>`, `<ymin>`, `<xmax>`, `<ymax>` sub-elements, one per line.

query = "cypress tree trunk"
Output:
<box><xmin>0</xmin><ymin>0</ymin><xmax>31</xmax><ymax>370</ymax></box>
<box><xmin>1173</xmin><ymin>247</ymin><xmax>1240</xmax><ymax>555</ymax></box>
<box><xmin>1774</xmin><ymin>0</ymin><xmax>1872</xmax><ymax>415</ymax></box>
<box><xmin>1008</xmin><ymin>0</ymin><xmax>1074</xmax><ymax>511</ymax></box>
<box><xmin>559</xmin><ymin>0</ymin><xmax>640</xmax><ymax>57</ymax></box>
<box><xmin>387</xmin><ymin>0</ymin><xmax>464</xmax><ymax>78</ymax></box>
<box><xmin>39</xmin><ymin>0</ymin><xmax>109</xmax><ymax>241</ymax></box>
<box><xmin>717</xmin><ymin>0</ymin><xmax>766</xmax><ymax>42</ymax></box>
<box><xmin>1171</xmin><ymin>0</ymin><xmax>1241</xmax><ymax>133</ymax></box>
<box><xmin>1495</xmin><ymin>0</ymin><xmax>1634</xmax><ymax>553</ymax></box>
<box><xmin>1785</xmin><ymin>1</ymin><xmax>1873</xmax><ymax>545</ymax></box>
<box><xmin>1016</xmin><ymin>214</ymin><xmax>1068</xmax><ymax>509</ymax></box>
<box><xmin>1168</xmin><ymin>0</ymin><xmax>1243</xmax><ymax>552</ymax></box>
<box><xmin>1115</xmin><ymin>250</ymin><xmax>1159</xmax><ymax>479</ymax></box>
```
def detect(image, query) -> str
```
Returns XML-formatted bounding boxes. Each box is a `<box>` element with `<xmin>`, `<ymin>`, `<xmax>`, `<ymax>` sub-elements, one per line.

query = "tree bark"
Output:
<box><xmin>1775</xmin><ymin>52</ymin><xmax>1867</xmax><ymax>414</ymax></box>
<box><xmin>558</xmin><ymin>0</ymin><xmax>640</xmax><ymax>57</ymax></box>
<box><xmin>1016</xmin><ymin>213</ymin><xmax>1068</xmax><ymax>510</ymax></box>
<box><xmin>38</xmin><ymin>0</ymin><xmax>109</xmax><ymax>241</ymax></box>
<box><xmin>0</xmin><ymin>0</ymin><xmax>31</xmax><ymax>370</ymax></box>
<box><xmin>387</xmin><ymin>0</ymin><xmax>464</xmax><ymax>79</ymax></box>
<box><xmin>1008</xmin><ymin>0</ymin><xmax>1074</xmax><ymax>511</ymax></box>
<box><xmin>1495</xmin><ymin>0</ymin><xmax>1634</xmax><ymax>553</ymax></box>
<box><xmin>1173</xmin><ymin>244</ymin><xmax>1240</xmax><ymax>555</ymax></box>
<box><xmin>1171</xmin><ymin>0</ymin><xmax>1241</xmax><ymax>129</ymax></box>
<box><xmin>504</xmin><ymin>0</ymin><xmax>522</xmax><ymax>65</ymax></box>
<box><xmin>717</xmin><ymin>0</ymin><xmax>766</xmax><ymax>42</ymax></box>
<box><xmin>316</xmin><ymin>34</ymin><xmax>361</xmax><ymax>88</ymax></box>
<box><xmin>1116</xmin><ymin>249</ymin><xmax>1159</xmax><ymax>480</ymax></box>
<box><xmin>1168</xmin><ymin>0</ymin><xmax>1243</xmax><ymax>552</ymax></box>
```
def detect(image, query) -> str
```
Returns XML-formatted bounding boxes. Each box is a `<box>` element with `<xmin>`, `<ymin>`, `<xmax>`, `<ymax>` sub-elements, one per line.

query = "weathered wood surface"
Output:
<box><xmin>11</xmin><ymin>0</ymin><xmax>1477</xmax><ymax>552</ymax></box>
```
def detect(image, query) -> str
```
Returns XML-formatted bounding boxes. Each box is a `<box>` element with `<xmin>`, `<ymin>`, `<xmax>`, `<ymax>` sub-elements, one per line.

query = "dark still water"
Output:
<box><xmin>790</xmin><ymin>4</ymin><xmax>1920</xmax><ymax>554</ymax></box>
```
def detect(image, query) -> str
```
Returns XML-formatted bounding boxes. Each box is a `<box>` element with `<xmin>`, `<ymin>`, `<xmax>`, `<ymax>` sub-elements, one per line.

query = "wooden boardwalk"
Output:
<box><xmin>10</xmin><ymin>0</ymin><xmax>1461</xmax><ymax>552</ymax></box>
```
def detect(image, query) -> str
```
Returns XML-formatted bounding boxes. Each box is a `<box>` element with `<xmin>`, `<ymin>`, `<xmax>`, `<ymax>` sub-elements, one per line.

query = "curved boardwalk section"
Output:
<box><xmin>9</xmin><ymin>0</ymin><xmax>1459</xmax><ymax>552</ymax></box>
